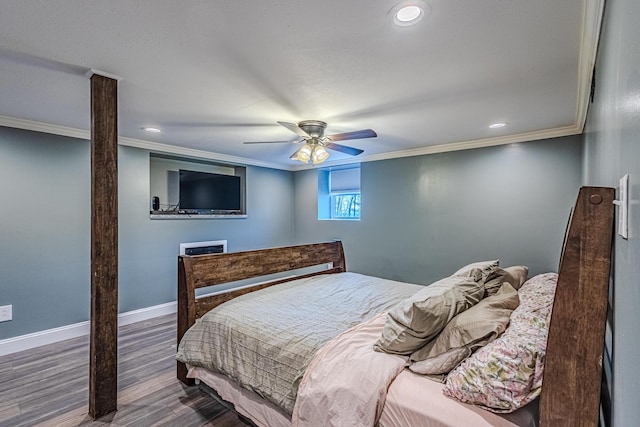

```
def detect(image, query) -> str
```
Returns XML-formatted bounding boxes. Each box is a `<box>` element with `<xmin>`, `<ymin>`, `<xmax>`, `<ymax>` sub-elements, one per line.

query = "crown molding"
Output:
<box><xmin>85</xmin><ymin>68</ymin><xmax>122</xmax><ymax>81</ymax></box>
<box><xmin>0</xmin><ymin>114</ymin><xmax>581</xmax><ymax>172</ymax></box>
<box><xmin>117</xmin><ymin>136</ymin><xmax>286</xmax><ymax>170</ymax></box>
<box><xmin>0</xmin><ymin>115</ymin><xmax>90</xmax><ymax>140</ymax></box>
<box><xmin>0</xmin><ymin>115</ymin><xmax>289</xmax><ymax>170</ymax></box>
<box><xmin>574</xmin><ymin>0</ymin><xmax>605</xmax><ymax>131</ymax></box>
<box><xmin>290</xmin><ymin>124</ymin><xmax>582</xmax><ymax>171</ymax></box>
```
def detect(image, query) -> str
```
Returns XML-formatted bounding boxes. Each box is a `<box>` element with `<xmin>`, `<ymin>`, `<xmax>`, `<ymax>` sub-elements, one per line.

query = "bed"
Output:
<box><xmin>176</xmin><ymin>186</ymin><xmax>614</xmax><ymax>427</ymax></box>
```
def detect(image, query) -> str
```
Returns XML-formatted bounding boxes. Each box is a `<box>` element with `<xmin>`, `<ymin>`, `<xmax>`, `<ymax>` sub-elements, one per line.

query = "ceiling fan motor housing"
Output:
<box><xmin>298</xmin><ymin>120</ymin><xmax>327</xmax><ymax>138</ymax></box>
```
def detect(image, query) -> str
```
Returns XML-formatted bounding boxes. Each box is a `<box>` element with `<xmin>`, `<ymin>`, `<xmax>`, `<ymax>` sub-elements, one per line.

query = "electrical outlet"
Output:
<box><xmin>0</xmin><ymin>305</ymin><xmax>12</xmax><ymax>322</ymax></box>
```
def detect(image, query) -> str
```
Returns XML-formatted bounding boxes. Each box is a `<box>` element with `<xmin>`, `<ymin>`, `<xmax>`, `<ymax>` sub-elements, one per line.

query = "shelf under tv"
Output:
<box><xmin>149</xmin><ymin>212</ymin><xmax>247</xmax><ymax>220</ymax></box>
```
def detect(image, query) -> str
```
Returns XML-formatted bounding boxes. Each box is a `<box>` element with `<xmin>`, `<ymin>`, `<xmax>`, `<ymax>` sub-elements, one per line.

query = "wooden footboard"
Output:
<box><xmin>176</xmin><ymin>241</ymin><xmax>346</xmax><ymax>384</ymax></box>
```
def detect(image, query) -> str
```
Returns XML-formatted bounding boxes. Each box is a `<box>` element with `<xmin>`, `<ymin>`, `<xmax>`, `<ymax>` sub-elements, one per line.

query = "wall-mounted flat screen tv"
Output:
<box><xmin>179</xmin><ymin>169</ymin><xmax>241</xmax><ymax>212</ymax></box>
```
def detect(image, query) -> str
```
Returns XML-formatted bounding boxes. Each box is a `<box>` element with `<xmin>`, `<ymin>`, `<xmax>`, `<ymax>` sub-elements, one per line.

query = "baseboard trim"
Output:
<box><xmin>0</xmin><ymin>301</ymin><xmax>177</xmax><ymax>356</ymax></box>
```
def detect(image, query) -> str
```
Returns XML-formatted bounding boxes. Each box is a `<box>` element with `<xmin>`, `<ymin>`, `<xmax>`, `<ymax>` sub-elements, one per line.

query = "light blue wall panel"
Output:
<box><xmin>0</xmin><ymin>127</ymin><xmax>295</xmax><ymax>339</ymax></box>
<box><xmin>0</xmin><ymin>127</ymin><xmax>91</xmax><ymax>338</ymax></box>
<box><xmin>582</xmin><ymin>0</ymin><xmax>640</xmax><ymax>423</ymax></box>
<box><xmin>295</xmin><ymin>136</ymin><xmax>582</xmax><ymax>286</ymax></box>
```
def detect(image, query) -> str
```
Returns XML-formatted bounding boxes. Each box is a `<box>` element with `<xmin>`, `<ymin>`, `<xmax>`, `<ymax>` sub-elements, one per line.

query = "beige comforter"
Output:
<box><xmin>175</xmin><ymin>272</ymin><xmax>421</xmax><ymax>414</ymax></box>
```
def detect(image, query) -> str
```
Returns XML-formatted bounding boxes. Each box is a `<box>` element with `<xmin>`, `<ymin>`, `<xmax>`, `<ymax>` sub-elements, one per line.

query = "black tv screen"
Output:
<box><xmin>179</xmin><ymin>170</ymin><xmax>241</xmax><ymax>212</ymax></box>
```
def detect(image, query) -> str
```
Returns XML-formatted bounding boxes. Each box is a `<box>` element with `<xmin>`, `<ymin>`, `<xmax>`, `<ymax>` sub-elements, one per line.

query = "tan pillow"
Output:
<box><xmin>483</xmin><ymin>266</ymin><xmax>529</xmax><ymax>296</ymax></box>
<box><xmin>408</xmin><ymin>283</ymin><xmax>520</xmax><ymax>375</ymax></box>
<box><xmin>408</xmin><ymin>347</ymin><xmax>472</xmax><ymax>376</ymax></box>
<box><xmin>503</xmin><ymin>265</ymin><xmax>528</xmax><ymax>290</ymax></box>
<box><xmin>374</xmin><ymin>274</ymin><xmax>485</xmax><ymax>355</ymax></box>
<box><xmin>483</xmin><ymin>268</ymin><xmax>509</xmax><ymax>296</ymax></box>
<box><xmin>452</xmin><ymin>260</ymin><xmax>499</xmax><ymax>282</ymax></box>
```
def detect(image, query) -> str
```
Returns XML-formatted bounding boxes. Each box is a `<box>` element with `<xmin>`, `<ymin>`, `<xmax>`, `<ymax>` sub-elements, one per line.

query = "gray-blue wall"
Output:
<box><xmin>0</xmin><ymin>127</ymin><xmax>91</xmax><ymax>338</ymax></box>
<box><xmin>0</xmin><ymin>126</ymin><xmax>295</xmax><ymax>339</ymax></box>
<box><xmin>1</xmin><ymin>126</ymin><xmax>584</xmax><ymax>345</ymax></box>
<box><xmin>582</xmin><ymin>0</ymin><xmax>640</xmax><ymax>424</ymax></box>
<box><xmin>295</xmin><ymin>136</ymin><xmax>583</xmax><ymax>286</ymax></box>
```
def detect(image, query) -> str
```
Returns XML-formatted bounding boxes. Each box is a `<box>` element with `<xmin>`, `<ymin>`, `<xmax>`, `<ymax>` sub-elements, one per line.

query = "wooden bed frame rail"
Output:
<box><xmin>177</xmin><ymin>241</ymin><xmax>346</xmax><ymax>384</ymax></box>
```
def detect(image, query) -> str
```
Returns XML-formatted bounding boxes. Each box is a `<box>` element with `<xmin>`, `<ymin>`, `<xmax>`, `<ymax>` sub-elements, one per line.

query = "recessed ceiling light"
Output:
<box><xmin>397</xmin><ymin>6</ymin><xmax>422</xmax><ymax>22</ymax></box>
<box><xmin>391</xmin><ymin>1</ymin><xmax>430</xmax><ymax>27</ymax></box>
<box><xmin>489</xmin><ymin>122</ymin><xmax>507</xmax><ymax>129</ymax></box>
<box><xmin>142</xmin><ymin>127</ymin><xmax>161</xmax><ymax>133</ymax></box>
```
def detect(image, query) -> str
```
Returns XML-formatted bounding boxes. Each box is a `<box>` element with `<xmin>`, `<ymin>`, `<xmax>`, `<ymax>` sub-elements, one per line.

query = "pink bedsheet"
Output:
<box><xmin>292</xmin><ymin>311</ymin><xmax>406</xmax><ymax>427</ymax></box>
<box><xmin>380</xmin><ymin>370</ymin><xmax>538</xmax><ymax>427</ymax></box>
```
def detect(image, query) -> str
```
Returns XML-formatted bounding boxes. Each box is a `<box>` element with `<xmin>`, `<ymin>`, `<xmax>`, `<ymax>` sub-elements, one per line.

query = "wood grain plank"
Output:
<box><xmin>0</xmin><ymin>314</ymin><xmax>248</xmax><ymax>427</ymax></box>
<box><xmin>89</xmin><ymin>73</ymin><xmax>119</xmax><ymax>419</ymax></box>
<box><xmin>539</xmin><ymin>187</ymin><xmax>615</xmax><ymax>426</ymax></box>
<box><xmin>186</xmin><ymin>242</ymin><xmax>345</xmax><ymax>289</ymax></box>
<box><xmin>177</xmin><ymin>256</ymin><xmax>196</xmax><ymax>385</ymax></box>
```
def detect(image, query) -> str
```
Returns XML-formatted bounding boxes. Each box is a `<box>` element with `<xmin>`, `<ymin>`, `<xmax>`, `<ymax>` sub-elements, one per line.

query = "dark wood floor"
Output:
<box><xmin>0</xmin><ymin>314</ymin><xmax>249</xmax><ymax>426</ymax></box>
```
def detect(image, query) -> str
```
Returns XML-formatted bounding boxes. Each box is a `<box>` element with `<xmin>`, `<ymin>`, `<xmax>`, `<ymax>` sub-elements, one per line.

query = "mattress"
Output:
<box><xmin>189</xmin><ymin>366</ymin><xmax>291</xmax><ymax>427</ymax></box>
<box><xmin>189</xmin><ymin>366</ymin><xmax>538</xmax><ymax>427</ymax></box>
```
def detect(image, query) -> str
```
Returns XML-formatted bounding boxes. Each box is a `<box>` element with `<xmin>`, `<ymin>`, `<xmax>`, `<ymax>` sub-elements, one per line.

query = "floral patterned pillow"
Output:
<box><xmin>442</xmin><ymin>273</ymin><xmax>558</xmax><ymax>413</ymax></box>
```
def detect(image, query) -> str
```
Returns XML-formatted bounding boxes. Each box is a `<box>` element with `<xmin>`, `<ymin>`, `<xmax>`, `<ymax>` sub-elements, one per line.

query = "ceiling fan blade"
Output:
<box><xmin>243</xmin><ymin>140</ymin><xmax>293</xmax><ymax>144</ymax></box>
<box><xmin>244</xmin><ymin>138</ymin><xmax>304</xmax><ymax>145</ymax></box>
<box><xmin>278</xmin><ymin>121</ymin><xmax>310</xmax><ymax>138</ymax></box>
<box><xmin>326</xmin><ymin>129</ymin><xmax>377</xmax><ymax>142</ymax></box>
<box><xmin>325</xmin><ymin>142</ymin><xmax>364</xmax><ymax>156</ymax></box>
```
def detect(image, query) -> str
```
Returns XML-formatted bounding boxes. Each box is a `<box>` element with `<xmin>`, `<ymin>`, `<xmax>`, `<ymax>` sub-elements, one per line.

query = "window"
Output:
<box><xmin>318</xmin><ymin>166</ymin><xmax>361</xmax><ymax>220</ymax></box>
<box><xmin>331</xmin><ymin>193</ymin><xmax>361</xmax><ymax>218</ymax></box>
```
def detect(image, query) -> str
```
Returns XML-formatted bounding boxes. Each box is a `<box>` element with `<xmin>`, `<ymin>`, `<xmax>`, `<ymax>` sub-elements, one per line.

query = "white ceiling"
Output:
<box><xmin>0</xmin><ymin>0</ymin><xmax>603</xmax><ymax>170</ymax></box>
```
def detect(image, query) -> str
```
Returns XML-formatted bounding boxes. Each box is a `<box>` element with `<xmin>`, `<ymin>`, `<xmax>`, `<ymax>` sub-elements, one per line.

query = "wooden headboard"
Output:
<box><xmin>176</xmin><ymin>241</ymin><xmax>346</xmax><ymax>383</ymax></box>
<box><xmin>175</xmin><ymin>186</ymin><xmax>615</xmax><ymax>426</ymax></box>
<box><xmin>539</xmin><ymin>186</ymin><xmax>614</xmax><ymax>426</ymax></box>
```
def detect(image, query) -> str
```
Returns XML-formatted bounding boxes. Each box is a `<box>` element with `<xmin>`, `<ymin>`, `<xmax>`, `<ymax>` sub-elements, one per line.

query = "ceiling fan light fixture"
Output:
<box><xmin>312</xmin><ymin>145</ymin><xmax>330</xmax><ymax>165</ymax></box>
<box><xmin>292</xmin><ymin>143</ymin><xmax>313</xmax><ymax>163</ymax></box>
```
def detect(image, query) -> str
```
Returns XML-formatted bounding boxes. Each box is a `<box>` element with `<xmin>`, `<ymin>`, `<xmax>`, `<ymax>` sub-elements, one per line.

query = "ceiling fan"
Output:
<box><xmin>244</xmin><ymin>120</ymin><xmax>377</xmax><ymax>165</ymax></box>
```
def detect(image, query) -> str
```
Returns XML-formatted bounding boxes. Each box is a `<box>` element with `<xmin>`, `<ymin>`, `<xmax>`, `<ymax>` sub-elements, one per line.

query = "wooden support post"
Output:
<box><xmin>89</xmin><ymin>73</ymin><xmax>119</xmax><ymax>419</ymax></box>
